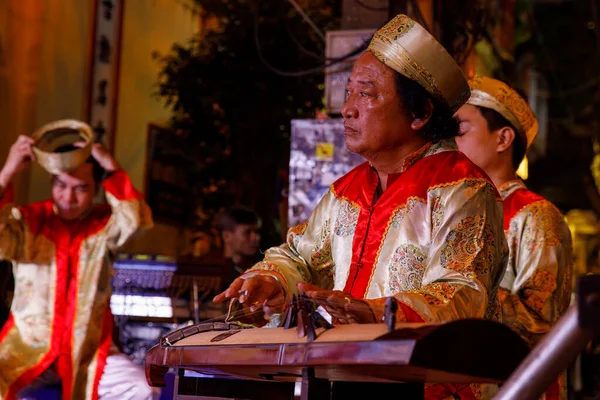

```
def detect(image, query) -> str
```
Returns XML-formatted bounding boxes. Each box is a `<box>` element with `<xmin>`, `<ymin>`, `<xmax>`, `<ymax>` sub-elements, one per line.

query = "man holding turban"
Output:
<box><xmin>0</xmin><ymin>129</ymin><xmax>157</xmax><ymax>400</ymax></box>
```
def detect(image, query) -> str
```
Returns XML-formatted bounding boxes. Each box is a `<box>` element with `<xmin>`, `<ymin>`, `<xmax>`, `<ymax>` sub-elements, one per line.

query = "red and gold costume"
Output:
<box><xmin>0</xmin><ymin>170</ymin><xmax>152</xmax><ymax>400</ymax></box>
<box><xmin>497</xmin><ymin>180</ymin><xmax>573</xmax><ymax>399</ymax></box>
<box><xmin>246</xmin><ymin>140</ymin><xmax>508</xmax><ymax>400</ymax></box>
<box><xmin>248</xmin><ymin>140</ymin><xmax>507</xmax><ymax>324</ymax></box>
<box><xmin>498</xmin><ymin>180</ymin><xmax>573</xmax><ymax>347</ymax></box>
<box><xmin>467</xmin><ymin>76</ymin><xmax>574</xmax><ymax>400</ymax></box>
<box><xmin>240</xmin><ymin>15</ymin><xmax>509</xmax><ymax>399</ymax></box>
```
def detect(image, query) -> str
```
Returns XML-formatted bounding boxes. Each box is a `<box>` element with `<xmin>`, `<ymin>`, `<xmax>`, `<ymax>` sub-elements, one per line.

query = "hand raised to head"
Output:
<box><xmin>0</xmin><ymin>135</ymin><xmax>36</xmax><ymax>188</ymax></box>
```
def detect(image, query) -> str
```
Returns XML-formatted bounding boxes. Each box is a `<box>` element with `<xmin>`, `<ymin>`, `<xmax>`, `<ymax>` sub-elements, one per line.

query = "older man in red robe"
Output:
<box><xmin>216</xmin><ymin>14</ymin><xmax>509</xmax><ymax>400</ymax></box>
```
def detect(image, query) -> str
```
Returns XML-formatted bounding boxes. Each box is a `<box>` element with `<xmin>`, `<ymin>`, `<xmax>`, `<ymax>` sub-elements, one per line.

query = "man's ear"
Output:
<box><xmin>410</xmin><ymin>98</ymin><xmax>434</xmax><ymax>130</ymax></box>
<box><xmin>496</xmin><ymin>126</ymin><xmax>517</xmax><ymax>154</ymax></box>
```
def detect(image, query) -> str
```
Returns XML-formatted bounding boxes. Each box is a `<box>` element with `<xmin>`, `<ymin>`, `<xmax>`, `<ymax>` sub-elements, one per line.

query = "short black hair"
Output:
<box><xmin>217</xmin><ymin>206</ymin><xmax>261</xmax><ymax>232</ymax></box>
<box><xmin>54</xmin><ymin>144</ymin><xmax>105</xmax><ymax>183</ymax></box>
<box><xmin>476</xmin><ymin>107</ymin><xmax>526</xmax><ymax>170</ymax></box>
<box><xmin>394</xmin><ymin>72</ymin><xmax>460</xmax><ymax>141</ymax></box>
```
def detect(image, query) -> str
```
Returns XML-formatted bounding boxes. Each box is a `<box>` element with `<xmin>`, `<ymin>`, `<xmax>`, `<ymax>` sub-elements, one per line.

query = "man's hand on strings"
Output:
<box><xmin>213</xmin><ymin>274</ymin><xmax>286</xmax><ymax>315</ymax></box>
<box><xmin>297</xmin><ymin>282</ymin><xmax>376</xmax><ymax>324</ymax></box>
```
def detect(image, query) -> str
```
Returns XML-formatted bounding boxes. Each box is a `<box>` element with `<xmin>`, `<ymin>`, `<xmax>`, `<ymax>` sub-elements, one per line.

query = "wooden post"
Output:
<box><xmin>301</xmin><ymin>367</ymin><xmax>330</xmax><ymax>400</ymax></box>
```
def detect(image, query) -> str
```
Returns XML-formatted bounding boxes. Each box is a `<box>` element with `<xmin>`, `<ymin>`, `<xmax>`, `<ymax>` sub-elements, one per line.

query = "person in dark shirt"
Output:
<box><xmin>217</xmin><ymin>206</ymin><xmax>262</xmax><ymax>287</ymax></box>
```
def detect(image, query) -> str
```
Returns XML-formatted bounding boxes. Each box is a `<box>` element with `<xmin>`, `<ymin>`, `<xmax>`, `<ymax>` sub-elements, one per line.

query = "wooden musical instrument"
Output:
<box><xmin>145</xmin><ymin>316</ymin><xmax>529</xmax><ymax>399</ymax></box>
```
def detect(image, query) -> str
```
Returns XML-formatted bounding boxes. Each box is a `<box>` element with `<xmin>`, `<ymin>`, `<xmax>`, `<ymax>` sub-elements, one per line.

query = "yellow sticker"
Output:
<box><xmin>315</xmin><ymin>142</ymin><xmax>334</xmax><ymax>160</ymax></box>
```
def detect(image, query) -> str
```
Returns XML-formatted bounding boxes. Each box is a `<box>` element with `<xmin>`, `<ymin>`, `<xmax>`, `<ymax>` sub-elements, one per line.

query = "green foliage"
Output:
<box><xmin>153</xmin><ymin>0</ymin><xmax>340</xmax><ymax>242</ymax></box>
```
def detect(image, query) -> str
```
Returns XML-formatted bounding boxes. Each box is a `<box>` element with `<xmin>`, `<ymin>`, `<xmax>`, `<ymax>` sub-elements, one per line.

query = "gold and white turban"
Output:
<box><xmin>467</xmin><ymin>76</ymin><xmax>538</xmax><ymax>149</ymax></box>
<box><xmin>31</xmin><ymin>119</ymin><xmax>94</xmax><ymax>174</ymax></box>
<box><xmin>368</xmin><ymin>14</ymin><xmax>470</xmax><ymax>113</ymax></box>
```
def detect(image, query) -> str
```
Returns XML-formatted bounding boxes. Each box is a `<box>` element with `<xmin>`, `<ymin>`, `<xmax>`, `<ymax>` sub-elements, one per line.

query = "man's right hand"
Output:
<box><xmin>0</xmin><ymin>136</ymin><xmax>36</xmax><ymax>189</ymax></box>
<box><xmin>213</xmin><ymin>274</ymin><xmax>286</xmax><ymax>314</ymax></box>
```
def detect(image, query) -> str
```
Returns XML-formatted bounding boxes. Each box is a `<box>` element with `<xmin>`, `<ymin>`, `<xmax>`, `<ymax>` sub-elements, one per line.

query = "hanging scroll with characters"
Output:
<box><xmin>85</xmin><ymin>0</ymin><xmax>124</xmax><ymax>153</ymax></box>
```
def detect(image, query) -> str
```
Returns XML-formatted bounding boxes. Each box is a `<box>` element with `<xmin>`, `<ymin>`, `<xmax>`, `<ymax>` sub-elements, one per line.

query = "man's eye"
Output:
<box><xmin>359</xmin><ymin>91</ymin><xmax>369</xmax><ymax>97</ymax></box>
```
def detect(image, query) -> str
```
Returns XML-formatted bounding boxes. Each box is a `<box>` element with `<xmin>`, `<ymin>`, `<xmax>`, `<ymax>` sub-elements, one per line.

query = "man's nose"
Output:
<box><xmin>341</xmin><ymin>100</ymin><xmax>358</xmax><ymax>120</ymax></box>
<box><xmin>64</xmin><ymin>189</ymin><xmax>76</xmax><ymax>203</ymax></box>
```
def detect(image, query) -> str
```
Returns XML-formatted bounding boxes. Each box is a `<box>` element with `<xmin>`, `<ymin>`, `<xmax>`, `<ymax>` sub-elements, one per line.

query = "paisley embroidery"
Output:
<box><xmin>334</xmin><ymin>201</ymin><xmax>359</xmax><ymax>237</ymax></box>
<box><xmin>287</xmin><ymin>221</ymin><xmax>308</xmax><ymax>250</ymax></box>
<box><xmin>311</xmin><ymin>220</ymin><xmax>334</xmax><ymax>278</ymax></box>
<box><xmin>409</xmin><ymin>282</ymin><xmax>457</xmax><ymax>305</ymax></box>
<box><xmin>520</xmin><ymin>202</ymin><xmax>563</xmax><ymax>252</ymax></box>
<box><xmin>440</xmin><ymin>216</ymin><xmax>495</xmax><ymax>277</ymax></box>
<box><xmin>389</xmin><ymin>244</ymin><xmax>426</xmax><ymax>293</ymax></box>
<box><xmin>391</xmin><ymin>198</ymin><xmax>420</xmax><ymax>229</ymax></box>
<box><xmin>430</xmin><ymin>196</ymin><xmax>444</xmax><ymax>237</ymax></box>
<box><xmin>464</xmin><ymin>179</ymin><xmax>498</xmax><ymax>201</ymax></box>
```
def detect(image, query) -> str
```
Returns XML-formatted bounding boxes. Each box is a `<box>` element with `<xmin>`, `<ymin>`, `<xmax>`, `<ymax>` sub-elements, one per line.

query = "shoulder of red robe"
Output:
<box><xmin>102</xmin><ymin>169</ymin><xmax>144</xmax><ymax>201</ymax></box>
<box><xmin>331</xmin><ymin>151</ymin><xmax>498</xmax><ymax>202</ymax></box>
<box><xmin>16</xmin><ymin>200</ymin><xmax>54</xmax><ymax>234</ymax></box>
<box><xmin>502</xmin><ymin>188</ymin><xmax>550</xmax><ymax>231</ymax></box>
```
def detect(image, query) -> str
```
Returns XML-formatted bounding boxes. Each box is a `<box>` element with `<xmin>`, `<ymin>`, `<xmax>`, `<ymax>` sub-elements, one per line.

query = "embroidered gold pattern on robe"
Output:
<box><xmin>311</xmin><ymin>219</ymin><xmax>334</xmax><ymax>280</ymax></box>
<box><xmin>498</xmin><ymin>180</ymin><xmax>573</xmax><ymax>348</ymax></box>
<box><xmin>334</xmin><ymin>201</ymin><xmax>359</xmax><ymax>237</ymax></box>
<box><xmin>430</xmin><ymin>196</ymin><xmax>444</xmax><ymax>236</ymax></box>
<box><xmin>389</xmin><ymin>244</ymin><xmax>426</xmax><ymax>292</ymax></box>
<box><xmin>391</xmin><ymin>198</ymin><xmax>421</xmax><ymax>229</ymax></box>
<box><xmin>408</xmin><ymin>281</ymin><xmax>457</xmax><ymax>306</ymax></box>
<box><xmin>440</xmin><ymin>215</ymin><xmax>494</xmax><ymax>278</ymax></box>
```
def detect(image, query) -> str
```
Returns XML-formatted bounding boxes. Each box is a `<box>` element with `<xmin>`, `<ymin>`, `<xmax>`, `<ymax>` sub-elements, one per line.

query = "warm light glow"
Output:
<box><xmin>516</xmin><ymin>156</ymin><xmax>528</xmax><ymax>180</ymax></box>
